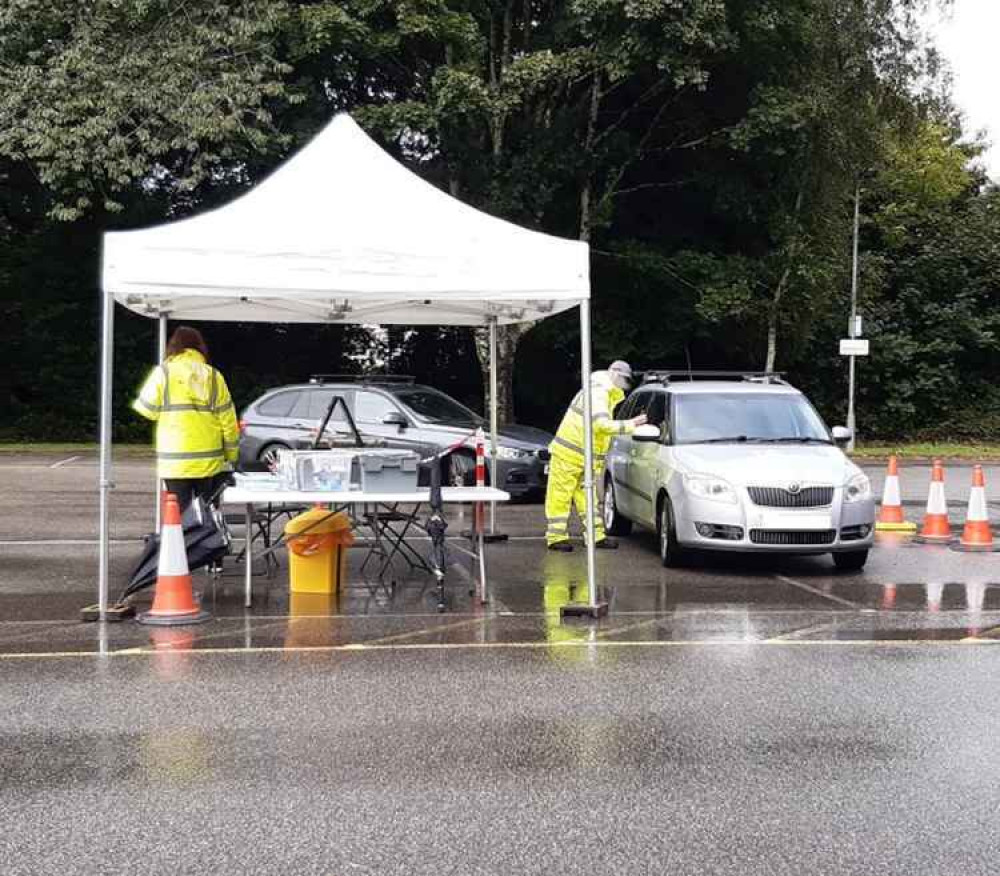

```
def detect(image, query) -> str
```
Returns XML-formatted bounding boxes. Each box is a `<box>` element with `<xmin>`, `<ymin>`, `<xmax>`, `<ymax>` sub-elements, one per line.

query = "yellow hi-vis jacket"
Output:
<box><xmin>549</xmin><ymin>370</ymin><xmax>632</xmax><ymax>467</ymax></box>
<box><xmin>133</xmin><ymin>349</ymin><xmax>239</xmax><ymax>479</ymax></box>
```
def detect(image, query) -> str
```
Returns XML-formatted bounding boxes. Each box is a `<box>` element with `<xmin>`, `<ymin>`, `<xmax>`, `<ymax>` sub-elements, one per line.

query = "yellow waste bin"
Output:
<box><xmin>285</xmin><ymin>508</ymin><xmax>353</xmax><ymax>594</ymax></box>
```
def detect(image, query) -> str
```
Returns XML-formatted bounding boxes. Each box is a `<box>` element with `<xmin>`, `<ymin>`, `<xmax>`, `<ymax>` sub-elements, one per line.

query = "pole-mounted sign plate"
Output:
<box><xmin>840</xmin><ymin>339</ymin><xmax>870</xmax><ymax>356</ymax></box>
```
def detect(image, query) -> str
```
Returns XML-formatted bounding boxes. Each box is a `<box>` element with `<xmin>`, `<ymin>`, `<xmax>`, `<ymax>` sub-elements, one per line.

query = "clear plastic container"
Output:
<box><xmin>276</xmin><ymin>449</ymin><xmax>357</xmax><ymax>492</ymax></box>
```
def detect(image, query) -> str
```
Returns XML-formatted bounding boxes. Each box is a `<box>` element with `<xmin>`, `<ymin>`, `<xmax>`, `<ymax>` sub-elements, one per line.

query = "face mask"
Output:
<box><xmin>610</xmin><ymin>371</ymin><xmax>631</xmax><ymax>391</ymax></box>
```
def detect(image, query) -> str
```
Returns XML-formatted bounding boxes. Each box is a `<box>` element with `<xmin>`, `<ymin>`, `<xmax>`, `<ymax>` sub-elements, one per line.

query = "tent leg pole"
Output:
<box><xmin>561</xmin><ymin>299</ymin><xmax>607</xmax><ymax>620</ymax></box>
<box><xmin>97</xmin><ymin>288</ymin><xmax>115</xmax><ymax>622</ymax></box>
<box><xmin>488</xmin><ymin>317</ymin><xmax>500</xmax><ymax>534</ymax></box>
<box><xmin>155</xmin><ymin>314</ymin><xmax>167</xmax><ymax>532</ymax></box>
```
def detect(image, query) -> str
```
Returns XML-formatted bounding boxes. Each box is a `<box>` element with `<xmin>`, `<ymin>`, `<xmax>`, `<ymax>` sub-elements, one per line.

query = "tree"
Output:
<box><xmin>0</xmin><ymin>0</ymin><xmax>294</xmax><ymax>219</ymax></box>
<box><xmin>290</xmin><ymin>0</ymin><xmax>734</xmax><ymax>422</ymax></box>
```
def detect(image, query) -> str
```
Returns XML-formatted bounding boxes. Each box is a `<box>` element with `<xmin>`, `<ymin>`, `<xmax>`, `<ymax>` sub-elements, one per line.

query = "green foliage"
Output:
<box><xmin>0</xmin><ymin>0</ymin><xmax>293</xmax><ymax>219</ymax></box>
<box><xmin>0</xmin><ymin>0</ymin><xmax>995</xmax><ymax>443</ymax></box>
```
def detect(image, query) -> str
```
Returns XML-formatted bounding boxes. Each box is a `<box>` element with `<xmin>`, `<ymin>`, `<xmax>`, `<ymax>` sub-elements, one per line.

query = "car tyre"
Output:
<box><xmin>603</xmin><ymin>477</ymin><xmax>632</xmax><ymax>536</ymax></box>
<box><xmin>832</xmin><ymin>549</ymin><xmax>868</xmax><ymax>572</ymax></box>
<box><xmin>258</xmin><ymin>442</ymin><xmax>290</xmax><ymax>470</ymax></box>
<box><xmin>658</xmin><ymin>495</ymin><xmax>684</xmax><ymax>568</ymax></box>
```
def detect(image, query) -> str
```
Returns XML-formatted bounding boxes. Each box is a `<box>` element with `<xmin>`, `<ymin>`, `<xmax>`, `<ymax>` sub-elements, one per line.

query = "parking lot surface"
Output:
<box><xmin>2</xmin><ymin>453</ymin><xmax>1000</xmax><ymax>874</ymax></box>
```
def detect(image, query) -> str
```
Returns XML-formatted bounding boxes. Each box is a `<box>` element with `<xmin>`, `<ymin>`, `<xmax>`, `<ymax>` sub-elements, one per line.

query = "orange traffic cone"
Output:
<box><xmin>875</xmin><ymin>456</ymin><xmax>916</xmax><ymax>532</ymax></box>
<box><xmin>138</xmin><ymin>492</ymin><xmax>211</xmax><ymax>626</ymax></box>
<box><xmin>951</xmin><ymin>466</ymin><xmax>998</xmax><ymax>552</ymax></box>
<box><xmin>913</xmin><ymin>459</ymin><xmax>953</xmax><ymax>544</ymax></box>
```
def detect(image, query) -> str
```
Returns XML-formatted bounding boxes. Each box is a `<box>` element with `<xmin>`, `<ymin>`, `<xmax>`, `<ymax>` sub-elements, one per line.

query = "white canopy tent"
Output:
<box><xmin>97</xmin><ymin>114</ymin><xmax>604</xmax><ymax>618</ymax></box>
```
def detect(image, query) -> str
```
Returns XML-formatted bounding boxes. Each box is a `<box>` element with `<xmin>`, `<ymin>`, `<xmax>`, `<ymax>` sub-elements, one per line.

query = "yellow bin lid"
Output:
<box><xmin>285</xmin><ymin>508</ymin><xmax>352</xmax><ymax>535</ymax></box>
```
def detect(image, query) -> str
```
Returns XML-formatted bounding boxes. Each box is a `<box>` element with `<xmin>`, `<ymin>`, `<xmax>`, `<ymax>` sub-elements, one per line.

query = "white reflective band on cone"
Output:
<box><xmin>158</xmin><ymin>522</ymin><xmax>190</xmax><ymax>576</ymax></box>
<box><xmin>926</xmin><ymin>482</ymin><xmax>947</xmax><ymax>515</ymax></box>
<box><xmin>881</xmin><ymin>476</ymin><xmax>901</xmax><ymax>506</ymax></box>
<box><xmin>967</xmin><ymin>487</ymin><xmax>989</xmax><ymax>522</ymax></box>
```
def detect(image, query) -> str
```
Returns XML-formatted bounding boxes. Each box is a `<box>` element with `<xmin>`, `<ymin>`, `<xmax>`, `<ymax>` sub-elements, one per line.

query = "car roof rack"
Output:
<box><xmin>640</xmin><ymin>370</ymin><xmax>787</xmax><ymax>385</ymax></box>
<box><xmin>308</xmin><ymin>374</ymin><xmax>417</xmax><ymax>385</ymax></box>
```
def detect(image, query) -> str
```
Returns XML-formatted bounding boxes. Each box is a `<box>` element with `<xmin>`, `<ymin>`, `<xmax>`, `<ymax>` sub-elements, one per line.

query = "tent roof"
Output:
<box><xmin>102</xmin><ymin>115</ymin><xmax>589</xmax><ymax>326</ymax></box>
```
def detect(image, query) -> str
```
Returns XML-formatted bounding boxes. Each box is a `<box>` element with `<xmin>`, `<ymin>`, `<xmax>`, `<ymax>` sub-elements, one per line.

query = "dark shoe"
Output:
<box><xmin>547</xmin><ymin>542</ymin><xmax>573</xmax><ymax>553</ymax></box>
<box><xmin>595</xmin><ymin>538</ymin><xmax>619</xmax><ymax>550</ymax></box>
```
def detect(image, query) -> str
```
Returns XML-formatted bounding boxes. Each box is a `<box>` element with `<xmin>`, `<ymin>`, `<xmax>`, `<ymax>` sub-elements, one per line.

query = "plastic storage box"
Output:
<box><xmin>357</xmin><ymin>449</ymin><xmax>420</xmax><ymax>493</ymax></box>
<box><xmin>276</xmin><ymin>449</ymin><xmax>357</xmax><ymax>492</ymax></box>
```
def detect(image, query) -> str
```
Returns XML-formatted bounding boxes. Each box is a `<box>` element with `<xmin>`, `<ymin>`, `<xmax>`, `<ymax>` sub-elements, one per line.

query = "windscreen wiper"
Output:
<box><xmin>764</xmin><ymin>437</ymin><xmax>833</xmax><ymax>445</ymax></box>
<box><xmin>696</xmin><ymin>436</ymin><xmax>756</xmax><ymax>444</ymax></box>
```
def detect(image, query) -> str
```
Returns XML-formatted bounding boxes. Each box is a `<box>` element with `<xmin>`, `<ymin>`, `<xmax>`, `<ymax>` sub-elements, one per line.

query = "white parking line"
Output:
<box><xmin>774</xmin><ymin>574</ymin><xmax>868</xmax><ymax>610</ymax></box>
<box><xmin>0</xmin><ymin>539</ymin><xmax>142</xmax><ymax>546</ymax></box>
<box><xmin>49</xmin><ymin>456</ymin><xmax>80</xmax><ymax>469</ymax></box>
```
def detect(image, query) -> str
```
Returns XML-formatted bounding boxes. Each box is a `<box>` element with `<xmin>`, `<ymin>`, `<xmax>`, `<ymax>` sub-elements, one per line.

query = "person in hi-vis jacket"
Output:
<box><xmin>544</xmin><ymin>361</ymin><xmax>646</xmax><ymax>551</ymax></box>
<box><xmin>134</xmin><ymin>326</ymin><xmax>239</xmax><ymax>510</ymax></box>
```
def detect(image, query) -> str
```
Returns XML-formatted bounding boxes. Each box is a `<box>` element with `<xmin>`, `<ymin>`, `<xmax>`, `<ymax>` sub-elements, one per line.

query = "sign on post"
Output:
<box><xmin>839</xmin><ymin>339</ymin><xmax>870</xmax><ymax>356</ymax></box>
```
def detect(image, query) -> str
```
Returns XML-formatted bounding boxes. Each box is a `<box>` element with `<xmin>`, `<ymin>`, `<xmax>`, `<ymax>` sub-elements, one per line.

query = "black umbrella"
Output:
<box><xmin>121</xmin><ymin>497</ymin><xmax>230</xmax><ymax>600</ymax></box>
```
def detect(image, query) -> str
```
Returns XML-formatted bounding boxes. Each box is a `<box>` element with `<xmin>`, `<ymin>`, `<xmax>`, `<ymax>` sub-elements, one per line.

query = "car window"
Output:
<box><xmin>355</xmin><ymin>390</ymin><xmax>399</xmax><ymax>423</ymax></box>
<box><xmin>628</xmin><ymin>391</ymin><xmax>652</xmax><ymax>418</ymax></box>
<box><xmin>306</xmin><ymin>388</ymin><xmax>352</xmax><ymax>422</ymax></box>
<box><xmin>393</xmin><ymin>387</ymin><xmax>480</xmax><ymax>424</ymax></box>
<box><xmin>256</xmin><ymin>390</ymin><xmax>301</xmax><ymax>418</ymax></box>
<box><xmin>673</xmin><ymin>393</ymin><xmax>830</xmax><ymax>444</ymax></box>
<box><xmin>645</xmin><ymin>393</ymin><xmax>665</xmax><ymax>426</ymax></box>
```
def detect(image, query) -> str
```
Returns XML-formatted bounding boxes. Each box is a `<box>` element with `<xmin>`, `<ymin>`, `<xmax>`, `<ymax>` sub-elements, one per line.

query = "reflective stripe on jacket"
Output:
<box><xmin>133</xmin><ymin>349</ymin><xmax>240</xmax><ymax>479</ymax></box>
<box><xmin>549</xmin><ymin>370</ymin><xmax>630</xmax><ymax>466</ymax></box>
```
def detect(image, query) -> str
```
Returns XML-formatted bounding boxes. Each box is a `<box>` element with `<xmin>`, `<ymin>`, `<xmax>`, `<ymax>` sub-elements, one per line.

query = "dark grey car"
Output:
<box><xmin>237</xmin><ymin>377</ymin><xmax>552</xmax><ymax>499</ymax></box>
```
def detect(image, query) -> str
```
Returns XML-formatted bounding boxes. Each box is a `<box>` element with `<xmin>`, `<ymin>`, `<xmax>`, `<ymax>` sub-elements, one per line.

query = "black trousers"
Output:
<box><xmin>163</xmin><ymin>474</ymin><xmax>227</xmax><ymax>511</ymax></box>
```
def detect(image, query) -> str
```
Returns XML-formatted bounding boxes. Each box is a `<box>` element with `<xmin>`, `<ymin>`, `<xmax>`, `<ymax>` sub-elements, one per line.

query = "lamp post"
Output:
<box><xmin>846</xmin><ymin>184</ymin><xmax>860</xmax><ymax>453</ymax></box>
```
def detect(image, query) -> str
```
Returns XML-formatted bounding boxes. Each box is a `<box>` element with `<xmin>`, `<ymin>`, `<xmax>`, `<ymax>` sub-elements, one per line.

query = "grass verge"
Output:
<box><xmin>0</xmin><ymin>443</ymin><xmax>153</xmax><ymax>456</ymax></box>
<box><xmin>851</xmin><ymin>443</ymin><xmax>1000</xmax><ymax>462</ymax></box>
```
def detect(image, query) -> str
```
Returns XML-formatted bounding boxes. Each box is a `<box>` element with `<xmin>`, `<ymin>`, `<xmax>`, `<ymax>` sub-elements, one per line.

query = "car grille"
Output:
<box><xmin>748</xmin><ymin>486</ymin><xmax>833</xmax><ymax>508</ymax></box>
<box><xmin>749</xmin><ymin>529</ymin><xmax>837</xmax><ymax>546</ymax></box>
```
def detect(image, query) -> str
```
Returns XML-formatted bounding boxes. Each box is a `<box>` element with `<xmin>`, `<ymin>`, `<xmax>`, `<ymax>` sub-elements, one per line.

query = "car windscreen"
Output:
<box><xmin>673</xmin><ymin>393</ymin><xmax>831</xmax><ymax>444</ymax></box>
<box><xmin>393</xmin><ymin>388</ymin><xmax>483</xmax><ymax>425</ymax></box>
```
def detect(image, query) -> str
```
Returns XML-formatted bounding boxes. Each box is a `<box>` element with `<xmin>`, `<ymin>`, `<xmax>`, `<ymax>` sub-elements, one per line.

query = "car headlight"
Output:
<box><xmin>495</xmin><ymin>446</ymin><xmax>532</xmax><ymax>461</ymax></box>
<box><xmin>683</xmin><ymin>474</ymin><xmax>738</xmax><ymax>504</ymax></box>
<box><xmin>843</xmin><ymin>472</ymin><xmax>872</xmax><ymax>503</ymax></box>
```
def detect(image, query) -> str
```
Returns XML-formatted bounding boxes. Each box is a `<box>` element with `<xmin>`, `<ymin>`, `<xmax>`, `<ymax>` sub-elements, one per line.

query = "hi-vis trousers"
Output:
<box><xmin>544</xmin><ymin>453</ymin><xmax>606</xmax><ymax>546</ymax></box>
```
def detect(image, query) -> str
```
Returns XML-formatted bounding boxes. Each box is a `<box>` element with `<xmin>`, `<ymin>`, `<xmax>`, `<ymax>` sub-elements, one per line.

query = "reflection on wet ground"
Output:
<box><xmin>4</xmin><ymin>575</ymin><xmax>1000</xmax><ymax>656</ymax></box>
<box><xmin>3</xmin><ymin>501</ymin><xmax>1000</xmax><ymax>656</ymax></box>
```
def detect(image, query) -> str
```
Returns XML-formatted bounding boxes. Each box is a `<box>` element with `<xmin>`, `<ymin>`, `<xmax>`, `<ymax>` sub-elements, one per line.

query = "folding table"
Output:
<box><xmin>221</xmin><ymin>485</ymin><xmax>510</xmax><ymax>609</ymax></box>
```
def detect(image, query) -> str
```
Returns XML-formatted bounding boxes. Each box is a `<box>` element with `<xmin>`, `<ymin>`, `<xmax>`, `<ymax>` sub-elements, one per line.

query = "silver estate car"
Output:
<box><xmin>603</xmin><ymin>373</ymin><xmax>875</xmax><ymax>570</ymax></box>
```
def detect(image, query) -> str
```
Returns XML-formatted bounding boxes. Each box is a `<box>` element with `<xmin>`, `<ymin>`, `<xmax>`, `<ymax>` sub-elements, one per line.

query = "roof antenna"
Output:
<box><xmin>685</xmin><ymin>345</ymin><xmax>694</xmax><ymax>381</ymax></box>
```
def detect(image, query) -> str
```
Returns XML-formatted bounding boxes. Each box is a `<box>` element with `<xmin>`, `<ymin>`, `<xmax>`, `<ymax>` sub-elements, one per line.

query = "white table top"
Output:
<box><xmin>222</xmin><ymin>485</ymin><xmax>510</xmax><ymax>506</ymax></box>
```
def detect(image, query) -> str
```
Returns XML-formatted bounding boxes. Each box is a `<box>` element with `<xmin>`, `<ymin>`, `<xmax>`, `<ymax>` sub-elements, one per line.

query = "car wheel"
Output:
<box><xmin>603</xmin><ymin>477</ymin><xmax>632</xmax><ymax>536</ymax></box>
<box><xmin>258</xmin><ymin>442</ymin><xmax>290</xmax><ymax>470</ymax></box>
<box><xmin>658</xmin><ymin>495</ymin><xmax>684</xmax><ymax>568</ymax></box>
<box><xmin>833</xmin><ymin>549</ymin><xmax>868</xmax><ymax>572</ymax></box>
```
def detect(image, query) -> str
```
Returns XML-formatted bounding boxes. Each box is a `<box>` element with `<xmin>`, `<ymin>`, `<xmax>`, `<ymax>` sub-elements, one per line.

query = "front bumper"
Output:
<box><xmin>492</xmin><ymin>452</ymin><xmax>549</xmax><ymax>499</ymax></box>
<box><xmin>673</xmin><ymin>490</ymin><xmax>875</xmax><ymax>554</ymax></box>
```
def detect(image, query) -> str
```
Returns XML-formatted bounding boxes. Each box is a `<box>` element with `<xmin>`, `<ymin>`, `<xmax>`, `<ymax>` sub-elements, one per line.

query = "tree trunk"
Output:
<box><xmin>473</xmin><ymin>323</ymin><xmax>524</xmax><ymax>426</ymax></box>
<box><xmin>765</xmin><ymin>184</ymin><xmax>806</xmax><ymax>373</ymax></box>
<box><xmin>764</xmin><ymin>265</ymin><xmax>791</xmax><ymax>372</ymax></box>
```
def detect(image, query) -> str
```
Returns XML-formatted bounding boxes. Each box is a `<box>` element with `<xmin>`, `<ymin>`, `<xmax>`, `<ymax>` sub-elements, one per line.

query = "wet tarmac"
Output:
<box><xmin>2</xmin><ymin>454</ymin><xmax>1000</xmax><ymax>874</ymax></box>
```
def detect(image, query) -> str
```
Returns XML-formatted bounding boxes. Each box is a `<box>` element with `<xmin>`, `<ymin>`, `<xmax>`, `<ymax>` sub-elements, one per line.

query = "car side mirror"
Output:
<box><xmin>632</xmin><ymin>424</ymin><xmax>661</xmax><ymax>442</ymax></box>
<box><xmin>382</xmin><ymin>412</ymin><xmax>409</xmax><ymax>429</ymax></box>
<box><xmin>831</xmin><ymin>426</ymin><xmax>851</xmax><ymax>445</ymax></box>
